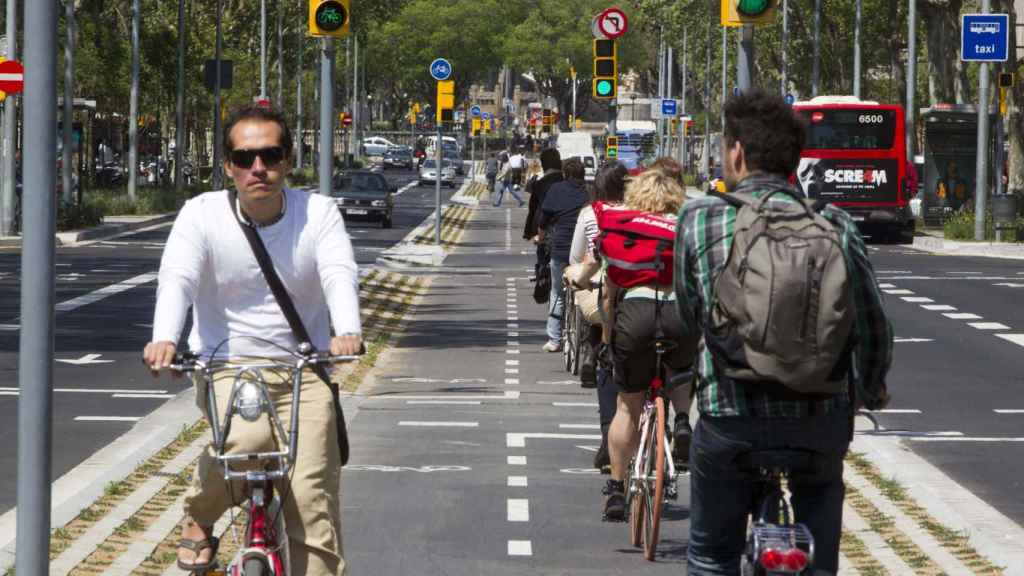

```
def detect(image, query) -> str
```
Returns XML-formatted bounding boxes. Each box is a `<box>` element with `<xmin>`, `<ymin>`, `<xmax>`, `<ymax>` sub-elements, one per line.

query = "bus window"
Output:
<box><xmin>801</xmin><ymin>109</ymin><xmax>896</xmax><ymax>150</ymax></box>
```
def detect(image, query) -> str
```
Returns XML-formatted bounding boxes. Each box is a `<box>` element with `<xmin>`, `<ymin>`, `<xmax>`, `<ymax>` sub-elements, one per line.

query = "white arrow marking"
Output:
<box><xmin>894</xmin><ymin>338</ymin><xmax>933</xmax><ymax>343</ymax></box>
<box><xmin>56</xmin><ymin>353</ymin><xmax>114</xmax><ymax>365</ymax></box>
<box><xmin>507</xmin><ymin>432</ymin><xmax>602</xmax><ymax>448</ymax></box>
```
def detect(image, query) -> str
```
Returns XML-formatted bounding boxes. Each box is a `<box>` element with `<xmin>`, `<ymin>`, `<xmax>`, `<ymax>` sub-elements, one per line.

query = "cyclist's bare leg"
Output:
<box><xmin>608</xmin><ymin>390</ymin><xmax>646</xmax><ymax>482</ymax></box>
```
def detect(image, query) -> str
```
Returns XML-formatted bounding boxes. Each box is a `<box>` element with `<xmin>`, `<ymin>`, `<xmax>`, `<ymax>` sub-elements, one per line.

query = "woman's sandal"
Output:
<box><xmin>176</xmin><ymin>535</ymin><xmax>220</xmax><ymax>572</ymax></box>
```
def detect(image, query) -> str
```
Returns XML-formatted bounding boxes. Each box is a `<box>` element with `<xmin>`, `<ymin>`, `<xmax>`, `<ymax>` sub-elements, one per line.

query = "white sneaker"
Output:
<box><xmin>542</xmin><ymin>341</ymin><xmax>561</xmax><ymax>353</ymax></box>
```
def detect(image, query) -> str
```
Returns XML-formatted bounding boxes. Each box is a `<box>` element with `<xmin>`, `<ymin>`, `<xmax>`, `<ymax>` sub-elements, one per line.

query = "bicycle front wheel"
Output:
<box><xmin>643</xmin><ymin>396</ymin><xmax>667</xmax><ymax>561</ymax></box>
<box><xmin>243</xmin><ymin>556</ymin><xmax>269</xmax><ymax>576</ymax></box>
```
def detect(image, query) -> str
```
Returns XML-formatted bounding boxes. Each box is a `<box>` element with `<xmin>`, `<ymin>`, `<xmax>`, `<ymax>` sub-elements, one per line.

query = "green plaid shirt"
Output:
<box><xmin>674</xmin><ymin>174</ymin><xmax>893</xmax><ymax>418</ymax></box>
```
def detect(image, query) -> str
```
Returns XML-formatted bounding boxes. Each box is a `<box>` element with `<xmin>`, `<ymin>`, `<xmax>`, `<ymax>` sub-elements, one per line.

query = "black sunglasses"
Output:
<box><xmin>229</xmin><ymin>146</ymin><xmax>286</xmax><ymax>169</ymax></box>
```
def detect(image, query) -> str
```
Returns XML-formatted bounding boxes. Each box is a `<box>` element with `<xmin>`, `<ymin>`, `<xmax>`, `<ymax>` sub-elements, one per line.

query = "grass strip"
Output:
<box><xmin>846</xmin><ymin>452</ymin><xmax>1005</xmax><ymax>575</ymax></box>
<box><xmin>839</xmin><ymin>529</ymin><xmax>890</xmax><ymax>576</ymax></box>
<box><xmin>844</xmin><ymin>486</ymin><xmax>943</xmax><ymax>574</ymax></box>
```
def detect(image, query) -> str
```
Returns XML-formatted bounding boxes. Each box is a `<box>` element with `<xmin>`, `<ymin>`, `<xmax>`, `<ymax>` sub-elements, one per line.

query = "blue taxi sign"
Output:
<box><xmin>961</xmin><ymin>14</ymin><xmax>1009</xmax><ymax>62</ymax></box>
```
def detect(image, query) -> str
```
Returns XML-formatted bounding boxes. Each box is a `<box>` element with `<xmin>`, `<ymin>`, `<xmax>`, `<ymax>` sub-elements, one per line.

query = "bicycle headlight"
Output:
<box><xmin>235</xmin><ymin>381</ymin><xmax>266</xmax><ymax>422</ymax></box>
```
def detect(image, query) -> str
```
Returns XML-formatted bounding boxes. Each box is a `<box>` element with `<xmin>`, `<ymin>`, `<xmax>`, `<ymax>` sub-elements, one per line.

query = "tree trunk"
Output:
<box><xmin>996</xmin><ymin>0</ymin><xmax>1024</xmax><ymax>194</ymax></box>
<box><xmin>887</xmin><ymin>0</ymin><xmax>906</xmax><ymax>104</ymax></box>
<box><xmin>922</xmin><ymin>0</ymin><xmax>970</xmax><ymax>105</ymax></box>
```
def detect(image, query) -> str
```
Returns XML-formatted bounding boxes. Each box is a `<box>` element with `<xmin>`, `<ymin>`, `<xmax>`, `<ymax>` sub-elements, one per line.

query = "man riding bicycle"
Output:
<box><xmin>143</xmin><ymin>105</ymin><xmax>361</xmax><ymax>575</ymax></box>
<box><xmin>674</xmin><ymin>89</ymin><xmax>893</xmax><ymax>575</ymax></box>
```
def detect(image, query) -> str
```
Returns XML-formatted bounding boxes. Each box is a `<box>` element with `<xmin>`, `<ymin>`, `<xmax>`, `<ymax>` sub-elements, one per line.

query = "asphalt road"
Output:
<box><xmin>0</xmin><ymin>168</ymin><xmax>461</xmax><ymax>514</ymax></box>
<box><xmin>339</xmin><ymin>205</ymin><xmax>1024</xmax><ymax>572</ymax></box>
<box><xmin>863</xmin><ymin>243</ymin><xmax>1024</xmax><ymax>526</ymax></box>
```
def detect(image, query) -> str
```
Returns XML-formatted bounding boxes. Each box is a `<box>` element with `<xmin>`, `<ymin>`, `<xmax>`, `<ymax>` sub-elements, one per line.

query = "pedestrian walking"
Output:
<box><xmin>485</xmin><ymin>152</ymin><xmax>500</xmax><ymax>194</ymax></box>
<box><xmin>494</xmin><ymin>162</ymin><xmax>526</xmax><ymax>207</ymax></box>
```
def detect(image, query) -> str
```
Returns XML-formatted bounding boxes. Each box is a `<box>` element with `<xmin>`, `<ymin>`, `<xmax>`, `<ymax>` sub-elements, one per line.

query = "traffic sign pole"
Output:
<box><xmin>737</xmin><ymin>25</ymin><xmax>754</xmax><ymax>94</ymax></box>
<box><xmin>319</xmin><ymin>37</ymin><xmax>335</xmax><ymax>198</ymax></box>
<box><xmin>17</xmin><ymin>1</ymin><xmax>57</xmax><ymax>574</ymax></box>
<box><xmin>975</xmin><ymin>8</ymin><xmax>993</xmax><ymax>240</ymax></box>
<box><xmin>1</xmin><ymin>0</ymin><xmax>17</xmax><ymax>235</ymax></box>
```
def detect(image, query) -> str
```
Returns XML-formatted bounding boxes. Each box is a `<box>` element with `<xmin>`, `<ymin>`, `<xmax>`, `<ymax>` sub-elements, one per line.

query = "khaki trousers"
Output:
<box><xmin>184</xmin><ymin>365</ymin><xmax>345</xmax><ymax>575</ymax></box>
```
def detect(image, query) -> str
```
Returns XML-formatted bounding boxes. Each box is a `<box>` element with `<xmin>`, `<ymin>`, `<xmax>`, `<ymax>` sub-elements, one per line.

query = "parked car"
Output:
<box><xmin>383</xmin><ymin>148</ymin><xmax>415</xmax><ymax>170</ymax></box>
<box><xmin>331</xmin><ymin>170</ymin><xmax>395</xmax><ymax>228</ymax></box>
<box><xmin>361</xmin><ymin>136</ymin><xmax>400</xmax><ymax>157</ymax></box>
<box><xmin>418</xmin><ymin>159</ymin><xmax>456</xmax><ymax>188</ymax></box>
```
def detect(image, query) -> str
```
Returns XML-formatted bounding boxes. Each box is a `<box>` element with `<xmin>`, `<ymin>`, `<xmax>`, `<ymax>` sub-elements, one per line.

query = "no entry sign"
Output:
<box><xmin>0</xmin><ymin>60</ymin><xmax>24</xmax><ymax>94</ymax></box>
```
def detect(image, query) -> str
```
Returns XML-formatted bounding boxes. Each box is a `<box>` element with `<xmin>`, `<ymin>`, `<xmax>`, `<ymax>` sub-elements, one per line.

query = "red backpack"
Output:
<box><xmin>592</xmin><ymin>201</ymin><xmax>677</xmax><ymax>288</ymax></box>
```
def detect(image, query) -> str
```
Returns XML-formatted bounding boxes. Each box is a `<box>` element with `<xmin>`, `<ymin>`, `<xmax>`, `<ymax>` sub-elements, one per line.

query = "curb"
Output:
<box><xmin>910</xmin><ymin>234</ymin><xmax>1024</xmax><ymax>260</ymax></box>
<box><xmin>0</xmin><ymin>213</ymin><xmax>177</xmax><ymax>248</ymax></box>
<box><xmin>852</xmin><ymin>416</ymin><xmax>1024</xmax><ymax>572</ymax></box>
<box><xmin>374</xmin><ymin>178</ymin><xmax>476</xmax><ymax>268</ymax></box>
<box><xmin>0</xmin><ymin>389</ymin><xmax>198</xmax><ymax>572</ymax></box>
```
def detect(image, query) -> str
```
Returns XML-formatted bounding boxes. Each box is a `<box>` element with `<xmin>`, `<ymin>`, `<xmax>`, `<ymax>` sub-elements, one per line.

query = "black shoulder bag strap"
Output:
<box><xmin>228</xmin><ymin>190</ymin><xmax>350</xmax><ymax>465</ymax></box>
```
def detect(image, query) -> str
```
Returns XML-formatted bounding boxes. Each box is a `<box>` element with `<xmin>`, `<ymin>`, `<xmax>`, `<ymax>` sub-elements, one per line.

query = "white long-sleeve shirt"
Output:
<box><xmin>152</xmin><ymin>188</ymin><xmax>361</xmax><ymax>359</ymax></box>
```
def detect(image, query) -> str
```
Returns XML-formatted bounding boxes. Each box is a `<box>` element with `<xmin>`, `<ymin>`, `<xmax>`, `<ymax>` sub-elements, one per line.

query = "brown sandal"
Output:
<box><xmin>176</xmin><ymin>536</ymin><xmax>219</xmax><ymax>572</ymax></box>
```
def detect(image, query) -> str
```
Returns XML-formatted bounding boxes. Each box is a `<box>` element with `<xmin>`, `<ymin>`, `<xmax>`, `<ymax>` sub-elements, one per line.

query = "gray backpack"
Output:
<box><xmin>706</xmin><ymin>188</ymin><xmax>854</xmax><ymax>395</ymax></box>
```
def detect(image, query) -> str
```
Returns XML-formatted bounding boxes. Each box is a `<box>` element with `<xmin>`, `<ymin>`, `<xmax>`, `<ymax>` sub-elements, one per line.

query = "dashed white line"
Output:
<box><xmin>507</xmin><ymin>540</ymin><xmax>533</xmax><ymax>556</ymax></box>
<box><xmin>968</xmin><ymin>322</ymin><xmax>1010</xmax><ymax>330</ymax></box>
<box><xmin>908</xmin><ymin>437</ymin><xmax>1024</xmax><ymax>442</ymax></box>
<box><xmin>553</xmin><ymin>402</ymin><xmax>599</xmax><ymax>407</ymax></box>
<box><xmin>405</xmin><ymin>401</ymin><xmax>482</xmax><ymax>405</ymax></box>
<box><xmin>996</xmin><ymin>334</ymin><xmax>1024</xmax><ymax>347</ymax></box>
<box><xmin>507</xmin><ymin>476</ymin><xmax>528</xmax><ymax>487</ymax></box>
<box><xmin>111</xmin><ymin>393</ymin><xmax>176</xmax><ymax>399</ymax></box>
<box><xmin>506</xmin><ymin>360</ymin><xmax>519</xmax><ymax>366</ymax></box>
<box><xmin>901</xmin><ymin>296</ymin><xmax>934</xmax><ymax>303</ymax></box>
<box><xmin>398</xmin><ymin>421</ymin><xmax>479</xmax><ymax>428</ymax></box>
<box><xmin>943</xmin><ymin>313</ymin><xmax>982</xmax><ymax>320</ymax></box>
<box><xmin>507</xmin><ymin>323</ymin><xmax>519</xmax><ymax>328</ymax></box>
<box><xmin>507</xmin><ymin>340</ymin><xmax>519</xmax><ymax>346</ymax></box>
<box><xmin>994</xmin><ymin>409</ymin><xmax>1024</xmax><ymax>414</ymax></box>
<box><xmin>883</xmin><ymin>289</ymin><xmax>914</xmax><ymax>295</ymax></box>
<box><xmin>505</xmin><ymin>368</ymin><xmax>519</xmax><ymax>374</ymax></box>
<box><xmin>559</xmin><ymin>423</ymin><xmax>601</xmax><ymax>430</ymax></box>
<box><xmin>505</xmin><ymin>378</ymin><xmax>519</xmax><ymax>385</ymax></box>
<box><xmin>508</xmin><ymin>332</ymin><xmax>520</xmax><ymax>337</ymax></box>
<box><xmin>507</xmin><ymin>499</ymin><xmax>529</xmax><ymax>522</ymax></box>
<box><xmin>74</xmin><ymin>416</ymin><xmax>143</xmax><ymax>422</ymax></box>
<box><xmin>506</xmin><ymin>349</ymin><xmax>520</xmax><ymax>354</ymax></box>
<box><xmin>507</xmin><ymin>433</ymin><xmax>602</xmax><ymax>447</ymax></box>
<box><xmin>877</xmin><ymin>283</ymin><xmax>897</xmax><ymax>289</ymax></box>
<box><xmin>921</xmin><ymin>304</ymin><xmax>957</xmax><ymax>311</ymax></box>
<box><xmin>869</xmin><ymin>409</ymin><xmax>922</xmax><ymax>414</ymax></box>
<box><xmin>507</xmin><ymin>455</ymin><xmax>527</xmax><ymax>465</ymax></box>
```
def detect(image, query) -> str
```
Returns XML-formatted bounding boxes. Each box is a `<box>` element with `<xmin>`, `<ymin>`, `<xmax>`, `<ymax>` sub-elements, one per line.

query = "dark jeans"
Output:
<box><xmin>688</xmin><ymin>412</ymin><xmax>851</xmax><ymax>576</ymax></box>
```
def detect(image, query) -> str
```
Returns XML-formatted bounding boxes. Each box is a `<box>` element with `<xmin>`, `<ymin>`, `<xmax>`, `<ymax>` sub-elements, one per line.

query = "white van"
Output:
<box><xmin>556</xmin><ymin>132</ymin><xmax>598</xmax><ymax>181</ymax></box>
<box><xmin>425</xmin><ymin>135</ymin><xmax>460</xmax><ymax>157</ymax></box>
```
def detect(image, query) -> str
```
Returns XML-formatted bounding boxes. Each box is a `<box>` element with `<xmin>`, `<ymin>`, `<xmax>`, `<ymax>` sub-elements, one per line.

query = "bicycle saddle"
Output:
<box><xmin>734</xmin><ymin>448</ymin><xmax>823</xmax><ymax>476</ymax></box>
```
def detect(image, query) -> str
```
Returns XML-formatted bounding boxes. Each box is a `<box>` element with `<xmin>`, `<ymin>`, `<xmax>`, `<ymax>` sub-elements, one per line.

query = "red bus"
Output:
<box><xmin>792</xmin><ymin>96</ymin><xmax>916</xmax><ymax>242</ymax></box>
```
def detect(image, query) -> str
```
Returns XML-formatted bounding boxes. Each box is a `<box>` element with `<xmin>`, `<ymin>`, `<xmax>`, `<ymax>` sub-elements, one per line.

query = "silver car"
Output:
<box><xmin>418</xmin><ymin>159</ymin><xmax>457</xmax><ymax>188</ymax></box>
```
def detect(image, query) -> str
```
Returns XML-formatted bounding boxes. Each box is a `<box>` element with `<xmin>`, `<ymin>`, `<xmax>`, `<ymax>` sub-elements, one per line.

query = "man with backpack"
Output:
<box><xmin>674</xmin><ymin>89</ymin><xmax>893</xmax><ymax>575</ymax></box>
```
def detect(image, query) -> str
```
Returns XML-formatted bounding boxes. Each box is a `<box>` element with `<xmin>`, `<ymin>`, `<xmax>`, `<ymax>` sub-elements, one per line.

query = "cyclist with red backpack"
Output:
<box><xmin>595</xmin><ymin>170</ymin><xmax>699</xmax><ymax>521</ymax></box>
<box><xmin>674</xmin><ymin>89</ymin><xmax>893</xmax><ymax>574</ymax></box>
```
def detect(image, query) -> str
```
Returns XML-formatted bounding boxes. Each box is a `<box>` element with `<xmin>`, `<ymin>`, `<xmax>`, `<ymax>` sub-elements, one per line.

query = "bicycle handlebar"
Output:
<box><xmin>169</xmin><ymin>351</ymin><xmax>360</xmax><ymax>373</ymax></box>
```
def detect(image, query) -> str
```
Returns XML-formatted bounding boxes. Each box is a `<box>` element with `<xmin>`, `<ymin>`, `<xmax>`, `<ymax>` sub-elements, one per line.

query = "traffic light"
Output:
<box><xmin>721</xmin><ymin>0</ymin><xmax>776</xmax><ymax>25</ymax></box>
<box><xmin>606</xmin><ymin>135</ymin><xmax>619</xmax><ymax>159</ymax></box>
<box><xmin>309</xmin><ymin>0</ymin><xmax>350</xmax><ymax>38</ymax></box>
<box><xmin>1000</xmin><ymin>72</ymin><xmax>1015</xmax><ymax>88</ymax></box>
<box><xmin>436</xmin><ymin>80</ymin><xmax>455</xmax><ymax>124</ymax></box>
<box><xmin>592</xmin><ymin>39</ymin><xmax>617</xmax><ymax>100</ymax></box>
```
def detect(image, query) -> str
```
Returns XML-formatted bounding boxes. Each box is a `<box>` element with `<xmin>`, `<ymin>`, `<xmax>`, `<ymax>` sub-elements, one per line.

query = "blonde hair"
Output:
<box><xmin>624</xmin><ymin>170</ymin><xmax>685</xmax><ymax>214</ymax></box>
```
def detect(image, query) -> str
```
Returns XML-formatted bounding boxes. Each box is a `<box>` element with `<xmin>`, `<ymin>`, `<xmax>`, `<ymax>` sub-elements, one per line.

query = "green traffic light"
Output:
<box><xmin>596</xmin><ymin>79</ymin><xmax>613</xmax><ymax>97</ymax></box>
<box><xmin>316</xmin><ymin>2</ymin><xmax>348</xmax><ymax>31</ymax></box>
<box><xmin>736</xmin><ymin>0</ymin><xmax>770</xmax><ymax>15</ymax></box>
